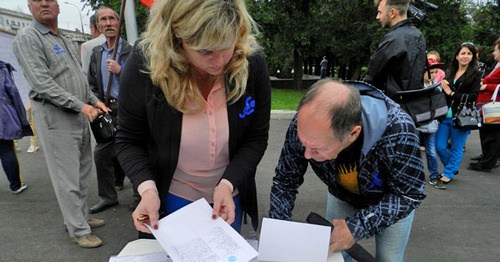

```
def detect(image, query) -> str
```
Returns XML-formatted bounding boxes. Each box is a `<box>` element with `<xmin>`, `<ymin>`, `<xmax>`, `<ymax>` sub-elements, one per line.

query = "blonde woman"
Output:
<box><xmin>116</xmin><ymin>0</ymin><xmax>271</xmax><ymax>237</ymax></box>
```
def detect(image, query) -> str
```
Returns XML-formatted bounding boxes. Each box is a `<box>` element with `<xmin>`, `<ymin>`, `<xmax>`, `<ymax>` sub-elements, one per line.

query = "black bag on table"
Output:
<box><xmin>393</xmin><ymin>83</ymin><xmax>448</xmax><ymax>127</ymax></box>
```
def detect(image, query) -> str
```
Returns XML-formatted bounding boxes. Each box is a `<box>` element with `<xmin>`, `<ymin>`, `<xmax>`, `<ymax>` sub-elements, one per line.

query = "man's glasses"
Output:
<box><xmin>461</xmin><ymin>42</ymin><xmax>475</xmax><ymax>47</ymax></box>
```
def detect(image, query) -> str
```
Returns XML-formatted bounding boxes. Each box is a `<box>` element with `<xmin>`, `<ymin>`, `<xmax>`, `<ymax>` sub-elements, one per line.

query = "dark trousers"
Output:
<box><xmin>94</xmin><ymin>140</ymin><xmax>123</xmax><ymax>202</ymax></box>
<box><xmin>0</xmin><ymin>140</ymin><xmax>22</xmax><ymax>191</ymax></box>
<box><xmin>94</xmin><ymin>139</ymin><xmax>138</xmax><ymax>202</ymax></box>
<box><xmin>478</xmin><ymin>124</ymin><xmax>500</xmax><ymax>168</ymax></box>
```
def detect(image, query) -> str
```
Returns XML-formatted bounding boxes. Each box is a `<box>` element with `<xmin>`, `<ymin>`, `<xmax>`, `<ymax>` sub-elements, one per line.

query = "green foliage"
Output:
<box><xmin>419</xmin><ymin>0</ymin><xmax>472</xmax><ymax>66</ymax></box>
<box><xmin>83</xmin><ymin>0</ymin><xmax>499</xmax><ymax>86</ymax></box>
<box><xmin>271</xmin><ymin>88</ymin><xmax>306</xmax><ymax>110</ymax></box>
<box><xmin>82</xmin><ymin>0</ymin><xmax>150</xmax><ymax>35</ymax></box>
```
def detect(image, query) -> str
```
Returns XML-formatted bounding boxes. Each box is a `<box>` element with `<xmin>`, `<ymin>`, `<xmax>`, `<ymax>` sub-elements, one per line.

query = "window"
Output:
<box><xmin>6</xmin><ymin>20</ymin><xmax>9</xmax><ymax>25</ymax></box>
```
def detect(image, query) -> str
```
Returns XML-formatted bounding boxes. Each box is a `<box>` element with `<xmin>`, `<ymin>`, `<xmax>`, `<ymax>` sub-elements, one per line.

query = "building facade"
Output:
<box><xmin>0</xmin><ymin>7</ymin><xmax>89</xmax><ymax>47</ymax></box>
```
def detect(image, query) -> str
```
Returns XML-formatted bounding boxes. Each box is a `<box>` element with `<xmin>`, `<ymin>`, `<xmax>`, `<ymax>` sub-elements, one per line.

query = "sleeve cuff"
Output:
<box><xmin>138</xmin><ymin>180</ymin><xmax>158</xmax><ymax>196</ymax></box>
<box><xmin>219</xmin><ymin>179</ymin><xmax>234</xmax><ymax>192</ymax></box>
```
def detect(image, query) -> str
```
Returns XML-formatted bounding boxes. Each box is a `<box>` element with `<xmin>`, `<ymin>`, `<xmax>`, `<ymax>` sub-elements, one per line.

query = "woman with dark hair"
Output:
<box><xmin>469</xmin><ymin>38</ymin><xmax>500</xmax><ymax>172</ymax></box>
<box><xmin>434</xmin><ymin>43</ymin><xmax>481</xmax><ymax>188</ymax></box>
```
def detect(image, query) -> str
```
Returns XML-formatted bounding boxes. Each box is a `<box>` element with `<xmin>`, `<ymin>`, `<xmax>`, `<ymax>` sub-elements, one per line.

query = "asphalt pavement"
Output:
<box><xmin>1</xmin><ymin>117</ymin><xmax>499</xmax><ymax>261</ymax></box>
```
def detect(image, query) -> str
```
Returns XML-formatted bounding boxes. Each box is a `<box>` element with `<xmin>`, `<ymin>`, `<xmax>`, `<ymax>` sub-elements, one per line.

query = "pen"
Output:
<box><xmin>137</xmin><ymin>215</ymin><xmax>149</xmax><ymax>221</ymax></box>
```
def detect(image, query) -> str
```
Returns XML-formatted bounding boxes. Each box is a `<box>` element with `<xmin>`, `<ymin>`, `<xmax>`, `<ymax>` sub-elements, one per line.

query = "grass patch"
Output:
<box><xmin>271</xmin><ymin>88</ymin><xmax>306</xmax><ymax>110</ymax></box>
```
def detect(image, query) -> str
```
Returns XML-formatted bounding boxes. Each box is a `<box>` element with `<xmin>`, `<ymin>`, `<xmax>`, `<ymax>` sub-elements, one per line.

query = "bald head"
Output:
<box><xmin>298</xmin><ymin>80</ymin><xmax>362</xmax><ymax>142</ymax></box>
<box><xmin>297</xmin><ymin>80</ymin><xmax>363</xmax><ymax>161</ymax></box>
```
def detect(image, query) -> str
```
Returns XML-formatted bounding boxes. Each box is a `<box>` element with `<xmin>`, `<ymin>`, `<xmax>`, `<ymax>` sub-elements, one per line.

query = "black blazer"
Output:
<box><xmin>88</xmin><ymin>39</ymin><xmax>132</xmax><ymax>102</ymax></box>
<box><xmin>116</xmin><ymin>44</ymin><xmax>271</xmax><ymax>230</ymax></box>
<box><xmin>445</xmin><ymin>70</ymin><xmax>481</xmax><ymax>114</ymax></box>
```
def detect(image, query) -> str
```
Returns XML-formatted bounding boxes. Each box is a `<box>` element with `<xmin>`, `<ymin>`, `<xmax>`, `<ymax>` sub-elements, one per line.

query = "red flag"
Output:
<box><xmin>140</xmin><ymin>0</ymin><xmax>154</xmax><ymax>8</ymax></box>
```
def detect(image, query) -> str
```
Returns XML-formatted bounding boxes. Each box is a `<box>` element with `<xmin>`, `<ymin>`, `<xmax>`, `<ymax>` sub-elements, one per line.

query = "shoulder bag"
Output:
<box><xmin>393</xmin><ymin>83</ymin><xmax>448</xmax><ymax>127</ymax></box>
<box><xmin>452</xmin><ymin>94</ymin><xmax>482</xmax><ymax>130</ymax></box>
<box><xmin>482</xmin><ymin>84</ymin><xmax>500</xmax><ymax>124</ymax></box>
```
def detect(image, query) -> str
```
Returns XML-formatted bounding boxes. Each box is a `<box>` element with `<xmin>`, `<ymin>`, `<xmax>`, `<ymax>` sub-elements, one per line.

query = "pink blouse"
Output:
<box><xmin>168</xmin><ymin>80</ymin><xmax>233</xmax><ymax>203</ymax></box>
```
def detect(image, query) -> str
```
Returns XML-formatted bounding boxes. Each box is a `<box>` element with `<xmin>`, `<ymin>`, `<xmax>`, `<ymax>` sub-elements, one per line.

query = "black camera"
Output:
<box><xmin>407</xmin><ymin>0</ymin><xmax>438</xmax><ymax>27</ymax></box>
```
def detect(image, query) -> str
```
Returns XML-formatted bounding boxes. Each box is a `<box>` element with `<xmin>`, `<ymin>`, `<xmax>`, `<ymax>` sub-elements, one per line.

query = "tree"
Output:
<box><xmin>248</xmin><ymin>0</ymin><xmax>333</xmax><ymax>90</ymax></box>
<box><xmin>325</xmin><ymin>0</ymin><xmax>380</xmax><ymax>80</ymax></box>
<box><xmin>82</xmin><ymin>0</ymin><xmax>150</xmax><ymax>35</ymax></box>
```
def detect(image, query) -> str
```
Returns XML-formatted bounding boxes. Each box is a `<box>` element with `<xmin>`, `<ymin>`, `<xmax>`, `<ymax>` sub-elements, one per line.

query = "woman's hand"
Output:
<box><xmin>212</xmin><ymin>183</ymin><xmax>235</xmax><ymax>225</ymax></box>
<box><xmin>132</xmin><ymin>188</ymin><xmax>161</xmax><ymax>233</ymax></box>
<box><xmin>440</xmin><ymin>79</ymin><xmax>451</xmax><ymax>95</ymax></box>
<box><xmin>480</xmin><ymin>84</ymin><xmax>487</xmax><ymax>91</ymax></box>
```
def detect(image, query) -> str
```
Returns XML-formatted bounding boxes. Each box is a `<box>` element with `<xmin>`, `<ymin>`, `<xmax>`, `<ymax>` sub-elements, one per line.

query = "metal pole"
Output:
<box><xmin>64</xmin><ymin>1</ymin><xmax>85</xmax><ymax>34</ymax></box>
<box><xmin>124</xmin><ymin>0</ymin><xmax>138</xmax><ymax>44</ymax></box>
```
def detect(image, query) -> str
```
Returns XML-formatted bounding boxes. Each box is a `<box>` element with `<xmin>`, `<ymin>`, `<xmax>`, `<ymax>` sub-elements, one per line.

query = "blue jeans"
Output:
<box><xmin>435</xmin><ymin>118</ymin><xmax>469</xmax><ymax>179</ymax></box>
<box><xmin>326</xmin><ymin>193</ymin><xmax>414</xmax><ymax>262</ymax></box>
<box><xmin>420</xmin><ymin>132</ymin><xmax>440</xmax><ymax>178</ymax></box>
<box><xmin>161</xmin><ymin>193</ymin><xmax>243</xmax><ymax>232</ymax></box>
<box><xmin>0</xmin><ymin>140</ymin><xmax>23</xmax><ymax>191</ymax></box>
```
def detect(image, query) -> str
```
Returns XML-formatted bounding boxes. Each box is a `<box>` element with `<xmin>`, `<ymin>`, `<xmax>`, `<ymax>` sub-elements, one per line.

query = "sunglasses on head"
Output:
<box><xmin>461</xmin><ymin>42</ymin><xmax>475</xmax><ymax>47</ymax></box>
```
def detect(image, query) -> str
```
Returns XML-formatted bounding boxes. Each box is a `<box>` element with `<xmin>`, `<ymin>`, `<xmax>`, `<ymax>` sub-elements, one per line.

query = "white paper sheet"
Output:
<box><xmin>145</xmin><ymin>198</ymin><xmax>258</xmax><ymax>262</ymax></box>
<box><xmin>258</xmin><ymin>217</ymin><xmax>332</xmax><ymax>262</ymax></box>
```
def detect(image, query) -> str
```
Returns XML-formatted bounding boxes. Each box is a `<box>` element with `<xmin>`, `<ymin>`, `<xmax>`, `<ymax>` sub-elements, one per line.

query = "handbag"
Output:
<box><xmin>452</xmin><ymin>94</ymin><xmax>482</xmax><ymax>130</ymax></box>
<box><xmin>90</xmin><ymin>113</ymin><xmax>116</xmax><ymax>143</ymax></box>
<box><xmin>393</xmin><ymin>83</ymin><xmax>448</xmax><ymax>127</ymax></box>
<box><xmin>90</xmin><ymin>66</ymin><xmax>117</xmax><ymax>143</ymax></box>
<box><xmin>482</xmin><ymin>84</ymin><xmax>500</xmax><ymax>124</ymax></box>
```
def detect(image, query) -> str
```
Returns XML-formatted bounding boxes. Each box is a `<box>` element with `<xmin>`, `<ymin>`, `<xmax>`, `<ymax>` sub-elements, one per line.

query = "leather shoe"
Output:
<box><xmin>89</xmin><ymin>200</ymin><xmax>118</xmax><ymax>214</ymax></box>
<box><xmin>88</xmin><ymin>218</ymin><xmax>105</xmax><ymax>228</ymax></box>
<box><xmin>468</xmin><ymin>163</ymin><xmax>491</xmax><ymax>172</ymax></box>
<box><xmin>470</xmin><ymin>154</ymin><xmax>483</xmax><ymax>161</ymax></box>
<box><xmin>72</xmin><ymin>233</ymin><xmax>102</xmax><ymax>248</ymax></box>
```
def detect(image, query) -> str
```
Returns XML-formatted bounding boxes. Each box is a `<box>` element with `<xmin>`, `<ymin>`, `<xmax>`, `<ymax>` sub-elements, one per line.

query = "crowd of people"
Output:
<box><xmin>2</xmin><ymin>0</ymin><xmax>498</xmax><ymax>261</ymax></box>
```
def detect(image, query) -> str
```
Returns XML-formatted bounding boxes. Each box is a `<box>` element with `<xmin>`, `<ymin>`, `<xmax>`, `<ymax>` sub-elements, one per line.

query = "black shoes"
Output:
<box><xmin>470</xmin><ymin>154</ymin><xmax>483</xmax><ymax>161</ymax></box>
<box><xmin>468</xmin><ymin>163</ymin><xmax>492</xmax><ymax>172</ymax></box>
<box><xmin>434</xmin><ymin>180</ymin><xmax>447</xmax><ymax>189</ymax></box>
<box><xmin>429</xmin><ymin>174</ymin><xmax>448</xmax><ymax>189</ymax></box>
<box><xmin>90</xmin><ymin>200</ymin><xmax>118</xmax><ymax>214</ymax></box>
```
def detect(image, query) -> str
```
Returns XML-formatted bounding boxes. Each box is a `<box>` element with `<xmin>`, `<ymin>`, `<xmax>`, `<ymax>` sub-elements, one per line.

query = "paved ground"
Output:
<box><xmin>1</xmin><ymin>118</ymin><xmax>499</xmax><ymax>261</ymax></box>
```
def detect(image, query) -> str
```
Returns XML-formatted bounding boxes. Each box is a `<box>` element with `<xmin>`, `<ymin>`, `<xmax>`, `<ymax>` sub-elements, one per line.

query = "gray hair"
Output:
<box><xmin>96</xmin><ymin>6</ymin><xmax>119</xmax><ymax>21</ymax></box>
<box><xmin>298</xmin><ymin>79</ymin><xmax>362</xmax><ymax>142</ymax></box>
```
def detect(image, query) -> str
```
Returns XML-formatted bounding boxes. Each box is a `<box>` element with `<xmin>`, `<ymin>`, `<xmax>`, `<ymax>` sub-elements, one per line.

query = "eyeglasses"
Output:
<box><xmin>461</xmin><ymin>42</ymin><xmax>475</xmax><ymax>47</ymax></box>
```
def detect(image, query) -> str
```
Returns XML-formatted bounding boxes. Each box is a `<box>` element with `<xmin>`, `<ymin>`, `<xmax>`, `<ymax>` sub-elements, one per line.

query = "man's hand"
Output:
<box><xmin>328</xmin><ymin>219</ymin><xmax>355</xmax><ymax>253</ymax></box>
<box><xmin>80</xmin><ymin>104</ymin><xmax>99</xmax><ymax>122</ymax></box>
<box><xmin>212</xmin><ymin>183</ymin><xmax>235</xmax><ymax>225</ymax></box>
<box><xmin>106</xmin><ymin>59</ymin><xmax>121</xmax><ymax>74</ymax></box>
<box><xmin>132</xmin><ymin>189</ymin><xmax>161</xmax><ymax>233</ymax></box>
<box><xmin>94</xmin><ymin>101</ymin><xmax>111</xmax><ymax>115</ymax></box>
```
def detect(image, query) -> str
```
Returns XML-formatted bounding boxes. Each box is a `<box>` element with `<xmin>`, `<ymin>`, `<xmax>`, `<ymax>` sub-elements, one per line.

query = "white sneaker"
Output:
<box><xmin>26</xmin><ymin>145</ymin><xmax>39</xmax><ymax>153</ymax></box>
<box><xmin>12</xmin><ymin>183</ymin><xmax>27</xmax><ymax>194</ymax></box>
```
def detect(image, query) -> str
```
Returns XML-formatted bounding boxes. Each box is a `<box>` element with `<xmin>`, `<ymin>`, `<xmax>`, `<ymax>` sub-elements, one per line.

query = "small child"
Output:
<box><xmin>418</xmin><ymin>59</ymin><xmax>446</xmax><ymax>189</ymax></box>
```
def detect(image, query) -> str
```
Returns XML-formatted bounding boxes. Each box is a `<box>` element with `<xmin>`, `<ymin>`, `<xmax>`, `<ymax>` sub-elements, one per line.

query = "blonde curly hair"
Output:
<box><xmin>139</xmin><ymin>0</ymin><xmax>259</xmax><ymax>113</ymax></box>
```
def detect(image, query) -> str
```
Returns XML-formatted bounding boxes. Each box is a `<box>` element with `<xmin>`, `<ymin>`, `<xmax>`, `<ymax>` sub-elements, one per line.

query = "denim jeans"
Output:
<box><xmin>326</xmin><ymin>193</ymin><xmax>414</xmax><ymax>262</ymax></box>
<box><xmin>0</xmin><ymin>140</ymin><xmax>23</xmax><ymax>191</ymax></box>
<box><xmin>420</xmin><ymin>132</ymin><xmax>440</xmax><ymax>178</ymax></box>
<box><xmin>435</xmin><ymin>118</ymin><xmax>469</xmax><ymax>179</ymax></box>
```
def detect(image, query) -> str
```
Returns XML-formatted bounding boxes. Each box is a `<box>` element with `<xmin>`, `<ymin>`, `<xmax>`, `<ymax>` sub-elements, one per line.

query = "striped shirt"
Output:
<box><xmin>13</xmin><ymin>20</ymin><xmax>99</xmax><ymax>112</ymax></box>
